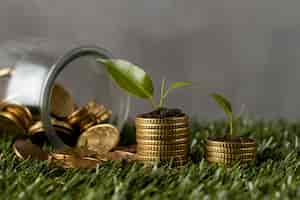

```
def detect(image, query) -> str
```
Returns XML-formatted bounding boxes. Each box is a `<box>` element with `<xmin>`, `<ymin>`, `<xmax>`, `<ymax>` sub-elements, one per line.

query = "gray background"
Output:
<box><xmin>1</xmin><ymin>0</ymin><xmax>300</xmax><ymax>120</ymax></box>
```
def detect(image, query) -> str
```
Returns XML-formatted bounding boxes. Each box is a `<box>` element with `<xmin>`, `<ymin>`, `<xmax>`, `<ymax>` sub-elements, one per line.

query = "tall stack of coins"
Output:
<box><xmin>135</xmin><ymin>115</ymin><xmax>189</xmax><ymax>166</ymax></box>
<box><xmin>205</xmin><ymin>136</ymin><xmax>256</xmax><ymax>165</ymax></box>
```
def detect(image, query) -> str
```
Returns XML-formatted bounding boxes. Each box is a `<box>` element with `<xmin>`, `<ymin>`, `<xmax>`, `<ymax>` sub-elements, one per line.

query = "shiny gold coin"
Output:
<box><xmin>137</xmin><ymin>137</ymin><xmax>189</xmax><ymax>145</ymax></box>
<box><xmin>205</xmin><ymin>145</ymin><xmax>256</xmax><ymax>154</ymax></box>
<box><xmin>135</xmin><ymin>115</ymin><xmax>188</xmax><ymax>124</ymax></box>
<box><xmin>86</xmin><ymin>101</ymin><xmax>112</xmax><ymax>123</ymax></box>
<box><xmin>137</xmin><ymin>154</ymin><xmax>188</xmax><ymax>161</ymax></box>
<box><xmin>137</xmin><ymin>143</ymin><xmax>188</xmax><ymax>151</ymax></box>
<box><xmin>51</xmin><ymin>83</ymin><xmax>75</xmax><ymax>118</ymax></box>
<box><xmin>136</xmin><ymin>127</ymin><xmax>189</xmax><ymax>134</ymax></box>
<box><xmin>77</xmin><ymin>124</ymin><xmax>120</xmax><ymax>154</ymax></box>
<box><xmin>2</xmin><ymin>103</ymin><xmax>33</xmax><ymax>129</ymax></box>
<box><xmin>205</xmin><ymin>152</ymin><xmax>256</xmax><ymax>160</ymax></box>
<box><xmin>137</xmin><ymin>150</ymin><xmax>188</xmax><ymax>157</ymax></box>
<box><xmin>0</xmin><ymin>67</ymin><xmax>15</xmax><ymax>78</ymax></box>
<box><xmin>206</xmin><ymin>156</ymin><xmax>255</xmax><ymax>164</ymax></box>
<box><xmin>97</xmin><ymin>110</ymin><xmax>112</xmax><ymax>123</ymax></box>
<box><xmin>79</xmin><ymin>114</ymin><xmax>97</xmax><ymax>132</ymax></box>
<box><xmin>137</xmin><ymin>132</ymin><xmax>189</xmax><ymax>141</ymax></box>
<box><xmin>0</xmin><ymin>111</ymin><xmax>25</xmax><ymax>136</ymax></box>
<box><xmin>49</xmin><ymin>149</ymin><xmax>103</xmax><ymax>169</ymax></box>
<box><xmin>106</xmin><ymin>151</ymin><xmax>136</xmax><ymax>161</ymax></box>
<box><xmin>206</xmin><ymin>136</ymin><xmax>256</xmax><ymax>148</ymax></box>
<box><xmin>136</xmin><ymin>123</ymin><xmax>188</xmax><ymax>130</ymax></box>
<box><xmin>67</xmin><ymin>106</ymin><xmax>89</xmax><ymax>126</ymax></box>
<box><xmin>13</xmin><ymin>139</ymin><xmax>49</xmax><ymax>160</ymax></box>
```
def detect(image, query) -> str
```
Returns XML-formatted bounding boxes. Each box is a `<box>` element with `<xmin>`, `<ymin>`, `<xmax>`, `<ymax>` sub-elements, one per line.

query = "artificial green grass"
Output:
<box><xmin>1</xmin><ymin>120</ymin><xmax>300</xmax><ymax>200</ymax></box>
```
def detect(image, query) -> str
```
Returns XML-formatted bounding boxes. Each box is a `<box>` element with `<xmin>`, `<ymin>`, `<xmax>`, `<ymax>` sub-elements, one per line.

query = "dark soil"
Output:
<box><xmin>138</xmin><ymin>107</ymin><xmax>185</xmax><ymax>118</ymax></box>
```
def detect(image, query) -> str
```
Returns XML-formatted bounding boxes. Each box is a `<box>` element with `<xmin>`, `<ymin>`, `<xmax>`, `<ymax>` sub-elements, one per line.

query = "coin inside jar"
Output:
<box><xmin>51</xmin><ymin>83</ymin><xmax>75</xmax><ymax>119</ymax></box>
<box><xmin>0</xmin><ymin>111</ymin><xmax>26</xmax><ymax>136</ymax></box>
<box><xmin>77</xmin><ymin>124</ymin><xmax>120</xmax><ymax>154</ymax></box>
<box><xmin>29</xmin><ymin>119</ymin><xmax>75</xmax><ymax>146</ymax></box>
<box><xmin>4</xmin><ymin>104</ymin><xmax>33</xmax><ymax>129</ymax></box>
<box><xmin>86</xmin><ymin>101</ymin><xmax>112</xmax><ymax>123</ymax></box>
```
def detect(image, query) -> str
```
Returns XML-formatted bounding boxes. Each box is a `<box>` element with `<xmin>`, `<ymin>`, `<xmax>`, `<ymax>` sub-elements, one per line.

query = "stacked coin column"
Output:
<box><xmin>205</xmin><ymin>137</ymin><xmax>256</xmax><ymax>165</ymax></box>
<box><xmin>135</xmin><ymin>115</ymin><xmax>189</xmax><ymax>166</ymax></box>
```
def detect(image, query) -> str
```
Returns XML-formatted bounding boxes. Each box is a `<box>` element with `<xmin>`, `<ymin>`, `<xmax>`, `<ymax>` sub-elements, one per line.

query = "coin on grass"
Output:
<box><xmin>49</xmin><ymin>148</ymin><xmax>104</xmax><ymax>169</ymax></box>
<box><xmin>51</xmin><ymin>83</ymin><xmax>75</xmax><ymax>118</ymax></box>
<box><xmin>77</xmin><ymin>124</ymin><xmax>120</xmax><ymax>153</ymax></box>
<box><xmin>13</xmin><ymin>139</ymin><xmax>49</xmax><ymax>160</ymax></box>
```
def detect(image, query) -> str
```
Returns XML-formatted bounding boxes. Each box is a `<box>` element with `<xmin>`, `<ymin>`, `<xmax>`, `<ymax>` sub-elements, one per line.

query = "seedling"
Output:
<box><xmin>97</xmin><ymin>59</ymin><xmax>192</xmax><ymax>109</ymax></box>
<box><xmin>211</xmin><ymin>93</ymin><xmax>241</xmax><ymax>136</ymax></box>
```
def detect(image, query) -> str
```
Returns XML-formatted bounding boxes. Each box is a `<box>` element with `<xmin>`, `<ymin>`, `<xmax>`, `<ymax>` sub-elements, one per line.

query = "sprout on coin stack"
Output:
<box><xmin>98</xmin><ymin>59</ymin><xmax>192</xmax><ymax>166</ymax></box>
<box><xmin>205</xmin><ymin>93</ymin><xmax>257</xmax><ymax>165</ymax></box>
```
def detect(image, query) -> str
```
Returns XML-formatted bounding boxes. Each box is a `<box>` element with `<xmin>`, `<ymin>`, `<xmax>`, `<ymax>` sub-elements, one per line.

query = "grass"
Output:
<box><xmin>1</xmin><ymin>119</ymin><xmax>300</xmax><ymax>200</ymax></box>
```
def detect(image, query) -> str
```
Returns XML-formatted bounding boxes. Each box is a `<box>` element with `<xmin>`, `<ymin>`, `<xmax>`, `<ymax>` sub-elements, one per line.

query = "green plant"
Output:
<box><xmin>97</xmin><ymin>59</ymin><xmax>192</xmax><ymax>109</ymax></box>
<box><xmin>211</xmin><ymin>93</ymin><xmax>241</xmax><ymax>136</ymax></box>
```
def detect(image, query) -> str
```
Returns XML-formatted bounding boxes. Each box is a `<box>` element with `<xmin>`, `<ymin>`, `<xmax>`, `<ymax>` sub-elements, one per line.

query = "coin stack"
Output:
<box><xmin>0</xmin><ymin>103</ymin><xmax>33</xmax><ymax>137</ymax></box>
<box><xmin>205</xmin><ymin>136</ymin><xmax>256</xmax><ymax>165</ymax></box>
<box><xmin>135</xmin><ymin>115</ymin><xmax>189</xmax><ymax>166</ymax></box>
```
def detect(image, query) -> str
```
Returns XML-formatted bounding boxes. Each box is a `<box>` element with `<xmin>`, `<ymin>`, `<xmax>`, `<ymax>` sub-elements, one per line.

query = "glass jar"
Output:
<box><xmin>0</xmin><ymin>38</ymin><xmax>130</xmax><ymax>148</ymax></box>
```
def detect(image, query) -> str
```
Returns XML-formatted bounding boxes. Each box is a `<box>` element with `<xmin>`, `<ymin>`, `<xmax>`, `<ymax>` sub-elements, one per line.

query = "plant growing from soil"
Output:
<box><xmin>211</xmin><ymin>93</ymin><xmax>241</xmax><ymax>136</ymax></box>
<box><xmin>97</xmin><ymin>59</ymin><xmax>192</xmax><ymax>115</ymax></box>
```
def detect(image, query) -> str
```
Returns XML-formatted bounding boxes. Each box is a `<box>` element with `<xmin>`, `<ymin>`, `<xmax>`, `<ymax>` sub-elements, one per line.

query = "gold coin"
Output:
<box><xmin>49</xmin><ymin>147</ymin><xmax>107</xmax><ymax>169</ymax></box>
<box><xmin>77</xmin><ymin>124</ymin><xmax>120</xmax><ymax>154</ymax></box>
<box><xmin>0</xmin><ymin>111</ymin><xmax>25</xmax><ymax>136</ymax></box>
<box><xmin>206</xmin><ymin>156</ymin><xmax>255</xmax><ymax>164</ymax></box>
<box><xmin>205</xmin><ymin>152</ymin><xmax>256</xmax><ymax>160</ymax></box>
<box><xmin>137</xmin><ymin>154</ymin><xmax>188</xmax><ymax>161</ymax></box>
<box><xmin>137</xmin><ymin>150</ymin><xmax>188</xmax><ymax>157</ymax></box>
<box><xmin>205</xmin><ymin>145</ymin><xmax>256</xmax><ymax>153</ymax></box>
<box><xmin>51</xmin><ymin>83</ymin><xmax>75</xmax><ymax>118</ymax></box>
<box><xmin>206</xmin><ymin>136</ymin><xmax>256</xmax><ymax>148</ymax></box>
<box><xmin>79</xmin><ymin>114</ymin><xmax>97</xmax><ymax>132</ymax></box>
<box><xmin>96</xmin><ymin>110</ymin><xmax>112</xmax><ymax>123</ymax></box>
<box><xmin>67</xmin><ymin>106</ymin><xmax>89</xmax><ymax>126</ymax></box>
<box><xmin>13</xmin><ymin>139</ymin><xmax>49</xmax><ymax>160</ymax></box>
<box><xmin>137</xmin><ymin>143</ymin><xmax>188</xmax><ymax>151</ymax></box>
<box><xmin>137</xmin><ymin>137</ymin><xmax>189</xmax><ymax>145</ymax></box>
<box><xmin>29</xmin><ymin>119</ymin><xmax>73</xmax><ymax>135</ymax></box>
<box><xmin>52</xmin><ymin>119</ymin><xmax>73</xmax><ymax>132</ymax></box>
<box><xmin>2</xmin><ymin>103</ymin><xmax>33</xmax><ymax>129</ymax></box>
<box><xmin>106</xmin><ymin>150</ymin><xmax>136</xmax><ymax>161</ymax></box>
<box><xmin>136</xmin><ymin>127</ymin><xmax>189</xmax><ymax>134</ymax></box>
<box><xmin>135</xmin><ymin>115</ymin><xmax>188</xmax><ymax>124</ymax></box>
<box><xmin>0</xmin><ymin>67</ymin><xmax>15</xmax><ymax>78</ymax></box>
<box><xmin>86</xmin><ymin>101</ymin><xmax>112</xmax><ymax>123</ymax></box>
<box><xmin>137</xmin><ymin>133</ymin><xmax>189</xmax><ymax>141</ymax></box>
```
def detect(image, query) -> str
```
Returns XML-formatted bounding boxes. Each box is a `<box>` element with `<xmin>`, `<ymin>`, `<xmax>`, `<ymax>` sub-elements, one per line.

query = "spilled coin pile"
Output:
<box><xmin>0</xmin><ymin>84</ymin><xmax>135</xmax><ymax>169</ymax></box>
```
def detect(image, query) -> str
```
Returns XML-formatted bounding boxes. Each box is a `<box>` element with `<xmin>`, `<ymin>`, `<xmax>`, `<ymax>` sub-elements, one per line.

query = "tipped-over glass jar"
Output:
<box><xmin>0</xmin><ymin>38</ymin><xmax>130</xmax><ymax>148</ymax></box>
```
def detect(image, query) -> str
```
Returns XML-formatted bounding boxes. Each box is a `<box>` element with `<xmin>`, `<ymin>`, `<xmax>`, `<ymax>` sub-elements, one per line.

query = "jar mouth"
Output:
<box><xmin>40</xmin><ymin>46</ymin><xmax>130</xmax><ymax>149</ymax></box>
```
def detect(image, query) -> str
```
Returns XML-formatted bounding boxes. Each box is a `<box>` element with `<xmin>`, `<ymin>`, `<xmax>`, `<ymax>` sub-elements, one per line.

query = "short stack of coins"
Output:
<box><xmin>135</xmin><ymin>115</ymin><xmax>189</xmax><ymax>166</ymax></box>
<box><xmin>205</xmin><ymin>136</ymin><xmax>256</xmax><ymax>165</ymax></box>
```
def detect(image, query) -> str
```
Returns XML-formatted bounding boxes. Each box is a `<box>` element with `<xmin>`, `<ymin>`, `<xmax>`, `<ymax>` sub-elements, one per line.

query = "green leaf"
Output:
<box><xmin>211</xmin><ymin>93</ymin><xmax>233</xmax><ymax>120</ymax></box>
<box><xmin>163</xmin><ymin>81</ymin><xmax>192</xmax><ymax>98</ymax></box>
<box><xmin>97</xmin><ymin>59</ymin><xmax>154</xmax><ymax>99</ymax></box>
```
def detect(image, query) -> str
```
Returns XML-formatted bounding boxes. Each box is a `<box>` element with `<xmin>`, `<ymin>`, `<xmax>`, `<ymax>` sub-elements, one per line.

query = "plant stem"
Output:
<box><xmin>150</xmin><ymin>97</ymin><xmax>158</xmax><ymax>109</ymax></box>
<box><xmin>159</xmin><ymin>78</ymin><xmax>166</xmax><ymax>108</ymax></box>
<box><xmin>230</xmin><ymin>116</ymin><xmax>233</xmax><ymax>136</ymax></box>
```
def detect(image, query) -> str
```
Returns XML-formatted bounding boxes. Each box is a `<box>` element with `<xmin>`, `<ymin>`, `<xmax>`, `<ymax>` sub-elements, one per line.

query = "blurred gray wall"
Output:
<box><xmin>1</xmin><ymin>0</ymin><xmax>300</xmax><ymax>120</ymax></box>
